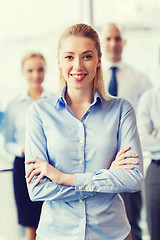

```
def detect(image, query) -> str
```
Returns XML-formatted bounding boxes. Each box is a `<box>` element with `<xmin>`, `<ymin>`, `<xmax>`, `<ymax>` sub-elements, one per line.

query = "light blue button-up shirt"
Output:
<box><xmin>3</xmin><ymin>89</ymin><xmax>53</xmax><ymax>157</ymax></box>
<box><xmin>25</xmin><ymin>86</ymin><xmax>143</xmax><ymax>240</ymax></box>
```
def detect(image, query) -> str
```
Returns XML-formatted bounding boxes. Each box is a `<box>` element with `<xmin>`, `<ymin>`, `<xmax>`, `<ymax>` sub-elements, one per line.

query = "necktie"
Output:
<box><xmin>108</xmin><ymin>66</ymin><xmax>118</xmax><ymax>96</ymax></box>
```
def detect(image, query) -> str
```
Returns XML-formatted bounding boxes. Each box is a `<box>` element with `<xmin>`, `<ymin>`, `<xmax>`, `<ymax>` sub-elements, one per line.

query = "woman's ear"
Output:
<box><xmin>58</xmin><ymin>62</ymin><xmax>61</xmax><ymax>70</ymax></box>
<box><xmin>58</xmin><ymin>63</ymin><xmax>61</xmax><ymax>70</ymax></box>
<box><xmin>57</xmin><ymin>55</ymin><xmax>61</xmax><ymax>69</ymax></box>
<box><xmin>97</xmin><ymin>59</ymin><xmax>101</xmax><ymax>67</ymax></box>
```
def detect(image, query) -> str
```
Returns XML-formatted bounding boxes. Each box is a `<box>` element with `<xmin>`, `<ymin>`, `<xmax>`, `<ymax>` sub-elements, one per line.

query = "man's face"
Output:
<box><xmin>103</xmin><ymin>24</ymin><xmax>126</xmax><ymax>63</ymax></box>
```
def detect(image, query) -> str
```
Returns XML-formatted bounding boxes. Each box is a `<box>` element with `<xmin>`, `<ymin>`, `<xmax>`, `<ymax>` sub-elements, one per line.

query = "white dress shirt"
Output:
<box><xmin>3</xmin><ymin>88</ymin><xmax>53</xmax><ymax>157</ymax></box>
<box><xmin>103</xmin><ymin>60</ymin><xmax>152</xmax><ymax>111</ymax></box>
<box><xmin>137</xmin><ymin>87</ymin><xmax>160</xmax><ymax>160</ymax></box>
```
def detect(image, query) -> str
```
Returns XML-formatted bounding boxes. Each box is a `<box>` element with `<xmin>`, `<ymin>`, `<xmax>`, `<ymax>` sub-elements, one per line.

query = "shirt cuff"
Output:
<box><xmin>75</xmin><ymin>173</ymin><xmax>93</xmax><ymax>192</ymax></box>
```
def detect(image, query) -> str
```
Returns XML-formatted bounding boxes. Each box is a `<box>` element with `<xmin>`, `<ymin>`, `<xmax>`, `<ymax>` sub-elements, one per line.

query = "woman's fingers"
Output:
<box><xmin>25</xmin><ymin>158</ymin><xmax>47</xmax><ymax>185</ymax></box>
<box><xmin>26</xmin><ymin>164</ymin><xmax>38</xmax><ymax>178</ymax></box>
<box><xmin>118</xmin><ymin>165</ymin><xmax>134</xmax><ymax>170</ymax></box>
<box><xmin>111</xmin><ymin>160</ymin><xmax>137</xmax><ymax>170</ymax></box>
<box><xmin>27</xmin><ymin>168</ymin><xmax>41</xmax><ymax>183</ymax></box>
<box><xmin>111</xmin><ymin>146</ymin><xmax>139</xmax><ymax>170</ymax></box>
<box><xmin>34</xmin><ymin>173</ymin><xmax>44</xmax><ymax>186</ymax></box>
<box><xmin>118</xmin><ymin>152</ymin><xmax>139</xmax><ymax>161</ymax></box>
<box><xmin>116</xmin><ymin>159</ymin><xmax>139</xmax><ymax>166</ymax></box>
<box><xmin>25</xmin><ymin>157</ymin><xmax>45</xmax><ymax>178</ymax></box>
<box><xmin>117</xmin><ymin>146</ymin><xmax>130</xmax><ymax>157</ymax></box>
<box><xmin>25</xmin><ymin>157</ymin><xmax>39</xmax><ymax>164</ymax></box>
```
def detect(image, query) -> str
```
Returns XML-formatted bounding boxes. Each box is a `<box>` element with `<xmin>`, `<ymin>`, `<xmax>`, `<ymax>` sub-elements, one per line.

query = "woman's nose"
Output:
<box><xmin>32</xmin><ymin>70</ymin><xmax>39</xmax><ymax>78</ymax></box>
<box><xmin>74</xmin><ymin>58</ymin><xmax>83</xmax><ymax>71</ymax></box>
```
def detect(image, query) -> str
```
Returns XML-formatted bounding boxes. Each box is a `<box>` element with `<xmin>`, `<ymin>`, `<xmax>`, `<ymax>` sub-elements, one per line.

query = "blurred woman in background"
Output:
<box><xmin>3</xmin><ymin>52</ymin><xmax>53</xmax><ymax>240</ymax></box>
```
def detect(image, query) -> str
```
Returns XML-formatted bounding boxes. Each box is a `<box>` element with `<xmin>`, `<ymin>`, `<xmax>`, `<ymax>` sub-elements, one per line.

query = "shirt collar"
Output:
<box><xmin>17</xmin><ymin>88</ymin><xmax>49</xmax><ymax>102</ymax></box>
<box><xmin>106</xmin><ymin>60</ymin><xmax>125</xmax><ymax>71</ymax></box>
<box><xmin>55</xmin><ymin>85</ymin><xmax>103</xmax><ymax>110</ymax></box>
<box><xmin>92</xmin><ymin>90</ymin><xmax>103</xmax><ymax>106</ymax></box>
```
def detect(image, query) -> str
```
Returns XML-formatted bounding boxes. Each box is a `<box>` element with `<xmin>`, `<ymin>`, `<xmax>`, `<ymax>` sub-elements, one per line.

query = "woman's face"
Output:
<box><xmin>22</xmin><ymin>56</ymin><xmax>46</xmax><ymax>89</ymax></box>
<box><xmin>58</xmin><ymin>36</ymin><xmax>100</xmax><ymax>92</ymax></box>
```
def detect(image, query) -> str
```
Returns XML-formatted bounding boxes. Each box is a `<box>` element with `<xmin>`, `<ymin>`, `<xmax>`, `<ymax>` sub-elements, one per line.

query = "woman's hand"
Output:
<box><xmin>110</xmin><ymin>146</ymin><xmax>139</xmax><ymax>170</ymax></box>
<box><xmin>25</xmin><ymin>158</ymin><xmax>75</xmax><ymax>186</ymax></box>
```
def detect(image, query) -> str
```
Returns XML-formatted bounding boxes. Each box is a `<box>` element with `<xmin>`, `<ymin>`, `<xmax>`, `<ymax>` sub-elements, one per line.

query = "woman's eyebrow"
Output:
<box><xmin>64</xmin><ymin>51</ymin><xmax>74</xmax><ymax>54</ymax></box>
<box><xmin>63</xmin><ymin>50</ymin><xmax>94</xmax><ymax>55</ymax></box>
<box><xmin>82</xmin><ymin>50</ymin><xmax>94</xmax><ymax>54</ymax></box>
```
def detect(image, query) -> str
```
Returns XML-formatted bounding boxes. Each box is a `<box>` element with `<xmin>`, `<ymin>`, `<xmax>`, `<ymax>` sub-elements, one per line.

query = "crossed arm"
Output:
<box><xmin>26</xmin><ymin>146</ymin><xmax>139</xmax><ymax>187</ymax></box>
<box><xmin>25</xmin><ymin>101</ymin><xmax>143</xmax><ymax>201</ymax></box>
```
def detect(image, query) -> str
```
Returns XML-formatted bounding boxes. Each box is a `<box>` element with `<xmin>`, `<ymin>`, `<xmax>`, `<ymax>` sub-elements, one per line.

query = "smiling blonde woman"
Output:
<box><xmin>25</xmin><ymin>24</ymin><xmax>143</xmax><ymax>240</ymax></box>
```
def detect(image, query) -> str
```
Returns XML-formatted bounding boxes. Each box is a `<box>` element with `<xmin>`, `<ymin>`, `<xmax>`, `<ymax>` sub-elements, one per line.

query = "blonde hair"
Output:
<box><xmin>58</xmin><ymin>23</ymin><xmax>110</xmax><ymax>100</ymax></box>
<box><xmin>21</xmin><ymin>51</ymin><xmax>46</xmax><ymax>69</ymax></box>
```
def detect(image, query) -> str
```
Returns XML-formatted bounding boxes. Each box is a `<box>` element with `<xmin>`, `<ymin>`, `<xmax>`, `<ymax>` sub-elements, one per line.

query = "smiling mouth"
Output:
<box><xmin>70</xmin><ymin>74</ymin><xmax>87</xmax><ymax>80</ymax></box>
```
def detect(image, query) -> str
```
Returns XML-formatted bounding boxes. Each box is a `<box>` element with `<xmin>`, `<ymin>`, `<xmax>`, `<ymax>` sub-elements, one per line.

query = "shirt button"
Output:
<box><xmin>79</xmin><ymin>186</ymin><xmax>83</xmax><ymax>190</ymax></box>
<box><xmin>79</xmin><ymin>140</ymin><xmax>84</xmax><ymax>144</ymax></box>
<box><xmin>79</xmin><ymin>199</ymin><xmax>83</xmax><ymax>203</ymax></box>
<box><xmin>90</xmin><ymin>194</ymin><xmax>94</xmax><ymax>196</ymax></box>
<box><xmin>81</xmin><ymin>219</ymin><xmax>85</xmax><ymax>223</ymax></box>
<box><xmin>84</xmin><ymin>195</ymin><xmax>88</xmax><ymax>199</ymax></box>
<box><xmin>85</xmin><ymin>186</ymin><xmax>89</xmax><ymax>190</ymax></box>
<box><xmin>88</xmin><ymin>109</ymin><xmax>91</xmax><ymax>112</ymax></box>
<box><xmin>79</xmin><ymin>160</ymin><xmax>83</xmax><ymax>164</ymax></box>
<box><xmin>79</xmin><ymin>123</ymin><xmax>83</xmax><ymax>128</ymax></box>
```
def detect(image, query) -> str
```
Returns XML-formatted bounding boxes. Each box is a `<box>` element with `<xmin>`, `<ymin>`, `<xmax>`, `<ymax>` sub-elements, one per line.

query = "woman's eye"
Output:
<box><xmin>38</xmin><ymin>68</ymin><xmax>44</xmax><ymax>72</ymax></box>
<box><xmin>65</xmin><ymin>56</ymin><xmax>73</xmax><ymax>60</ymax></box>
<box><xmin>27</xmin><ymin>69</ymin><xmax>33</xmax><ymax>73</ymax></box>
<box><xmin>84</xmin><ymin>55</ymin><xmax>92</xmax><ymax>60</ymax></box>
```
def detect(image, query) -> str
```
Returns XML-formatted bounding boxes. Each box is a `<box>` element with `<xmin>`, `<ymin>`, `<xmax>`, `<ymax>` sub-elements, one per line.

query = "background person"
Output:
<box><xmin>137</xmin><ymin>87</ymin><xmax>160</xmax><ymax>240</ymax></box>
<box><xmin>25</xmin><ymin>23</ymin><xmax>143</xmax><ymax>240</ymax></box>
<box><xmin>101</xmin><ymin>23</ymin><xmax>152</xmax><ymax>110</ymax></box>
<box><xmin>0</xmin><ymin>110</ymin><xmax>3</xmax><ymax>133</ymax></box>
<box><xmin>101</xmin><ymin>23</ymin><xmax>152</xmax><ymax>240</ymax></box>
<box><xmin>3</xmin><ymin>52</ymin><xmax>53</xmax><ymax>240</ymax></box>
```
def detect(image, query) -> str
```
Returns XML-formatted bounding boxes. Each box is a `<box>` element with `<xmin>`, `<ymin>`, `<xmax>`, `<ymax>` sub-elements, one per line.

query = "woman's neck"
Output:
<box><xmin>65</xmin><ymin>87</ymin><xmax>94</xmax><ymax>120</ymax></box>
<box><xmin>66</xmin><ymin>86</ymin><xmax>94</xmax><ymax>104</ymax></box>
<box><xmin>28</xmin><ymin>87</ymin><xmax>43</xmax><ymax>101</ymax></box>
